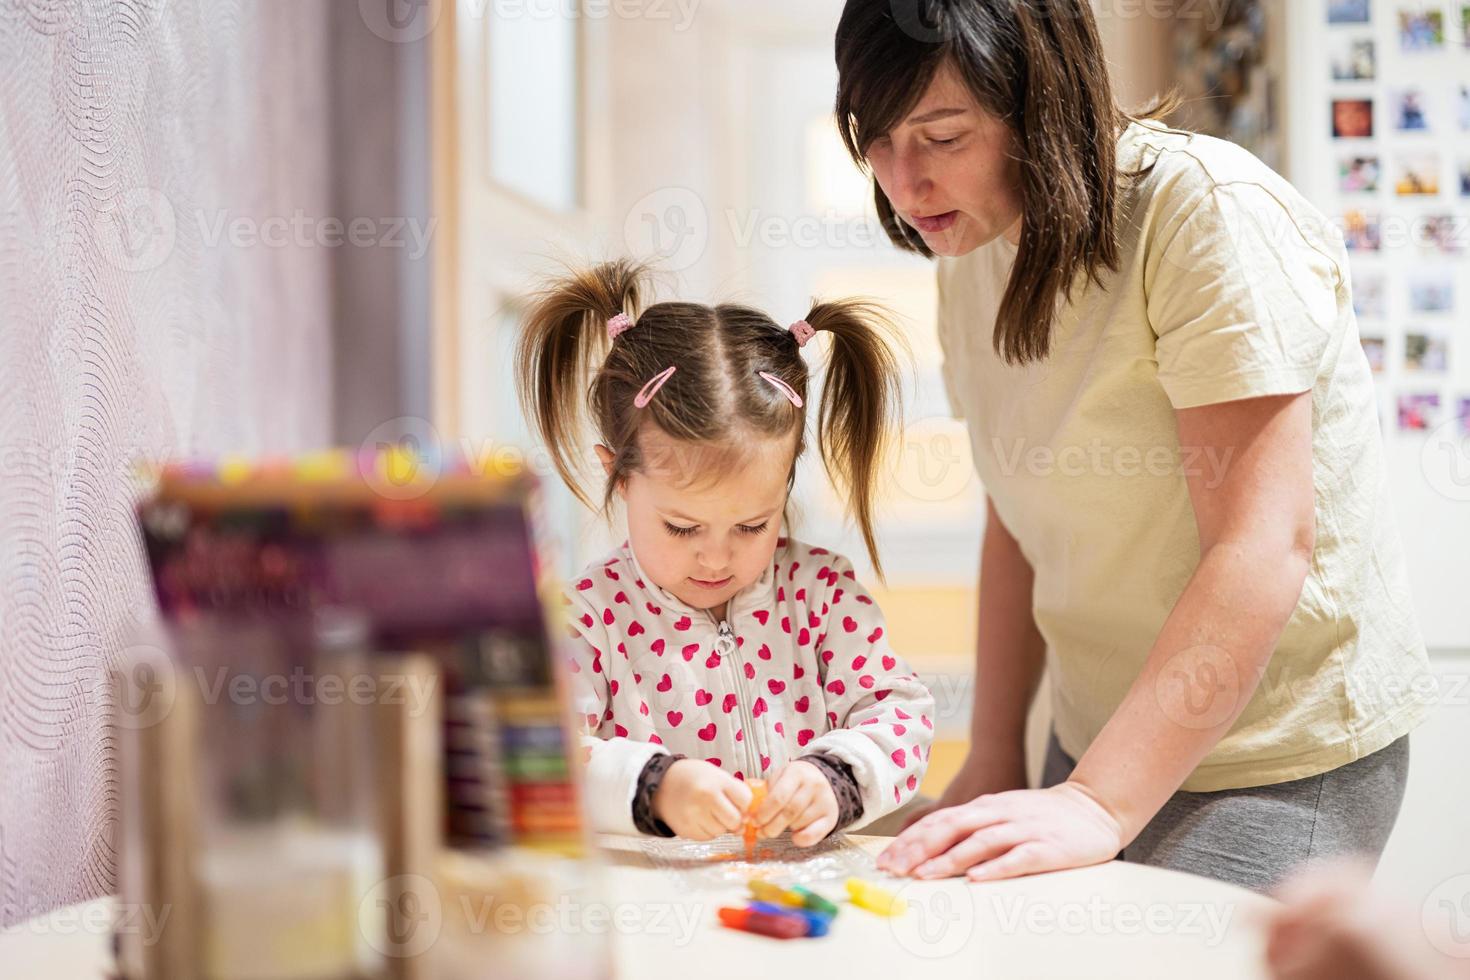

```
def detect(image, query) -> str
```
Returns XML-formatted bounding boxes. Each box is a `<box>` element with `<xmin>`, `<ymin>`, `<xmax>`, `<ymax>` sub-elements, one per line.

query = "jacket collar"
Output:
<box><xmin>619</xmin><ymin>537</ymin><xmax>780</xmax><ymax>627</ymax></box>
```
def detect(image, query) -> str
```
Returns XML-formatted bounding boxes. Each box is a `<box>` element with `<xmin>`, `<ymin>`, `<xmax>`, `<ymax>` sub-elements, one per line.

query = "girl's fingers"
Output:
<box><xmin>787</xmin><ymin>797</ymin><xmax>836</xmax><ymax>846</ymax></box>
<box><xmin>753</xmin><ymin>770</ymin><xmax>798</xmax><ymax>824</ymax></box>
<box><xmin>760</xmin><ymin>783</ymin><xmax>816</xmax><ymax>838</ymax></box>
<box><xmin>722</xmin><ymin>778</ymin><xmax>754</xmax><ymax>814</ymax></box>
<box><xmin>709</xmin><ymin>793</ymin><xmax>745</xmax><ymax>833</ymax></box>
<box><xmin>912</xmin><ymin>825</ymin><xmax>1023</xmax><ymax>879</ymax></box>
<box><xmin>791</xmin><ymin>812</ymin><xmax>836</xmax><ymax>848</ymax></box>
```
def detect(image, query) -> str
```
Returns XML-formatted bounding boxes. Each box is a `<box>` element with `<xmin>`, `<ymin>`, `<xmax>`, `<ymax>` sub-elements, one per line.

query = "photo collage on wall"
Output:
<box><xmin>1327</xmin><ymin>0</ymin><xmax>1470</xmax><ymax>434</ymax></box>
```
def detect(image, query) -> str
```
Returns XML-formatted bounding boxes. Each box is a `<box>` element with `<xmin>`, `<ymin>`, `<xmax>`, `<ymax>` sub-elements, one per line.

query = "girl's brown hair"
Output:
<box><xmin>835</xmin><ymin>0</ymin><xmax>1182</xmax><ymax>365</ymax></box>
<box><xmin>514</xmin><ymin>259</ymin><xmax>907</xmax><ymax>578</ymax></box>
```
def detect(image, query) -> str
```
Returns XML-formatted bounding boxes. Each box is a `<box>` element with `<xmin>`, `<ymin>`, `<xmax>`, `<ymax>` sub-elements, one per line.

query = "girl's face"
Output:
<box><xmin>596</xmin><ymin>431</ymin><xmax>795</xmax><ymax>619</ymax></box>
<box><xmin>864</xmin><ymin>60</ymin><xmax>1025</xmax><ymax>258</ymax></box>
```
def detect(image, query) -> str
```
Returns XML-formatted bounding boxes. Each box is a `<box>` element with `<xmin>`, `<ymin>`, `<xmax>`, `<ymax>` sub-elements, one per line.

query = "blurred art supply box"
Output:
<box><xmin>114</xmin><ymin>449</ymin><xmax>608</xmax><ymax>980</ymax></box>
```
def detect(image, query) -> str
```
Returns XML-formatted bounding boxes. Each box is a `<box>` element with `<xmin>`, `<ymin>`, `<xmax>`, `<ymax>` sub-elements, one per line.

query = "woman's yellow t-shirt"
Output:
<box><xmin>936</xmin><ymin>120</ymin><xmax>1434</xmax><ymax>791</ymax></box>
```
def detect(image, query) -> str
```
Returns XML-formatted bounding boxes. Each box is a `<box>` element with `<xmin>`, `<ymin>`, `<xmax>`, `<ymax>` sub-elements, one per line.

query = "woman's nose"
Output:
<box><xmin>884</xmin><ymin>146</ymin><xmax>930</xmax><ymax>212</ymax></box>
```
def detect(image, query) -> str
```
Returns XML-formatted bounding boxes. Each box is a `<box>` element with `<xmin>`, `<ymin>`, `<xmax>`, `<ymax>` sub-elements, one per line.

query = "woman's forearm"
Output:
<box><xmin>1068</xmin><ymin>536</ymin><xmax>1312</xmax><ymax>843</ymax></box>
<box><xmin>965</xmin><ymin>497</ymin><xmax>1047</xmax><ymax>770</ymax></box>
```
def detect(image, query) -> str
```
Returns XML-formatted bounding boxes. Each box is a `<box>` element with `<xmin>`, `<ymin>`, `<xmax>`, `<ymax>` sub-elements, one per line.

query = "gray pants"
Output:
<box><xmin>1041</xmin><ymin>732</ymin><xmax>1410</xmax><ymax>894</ymax></box>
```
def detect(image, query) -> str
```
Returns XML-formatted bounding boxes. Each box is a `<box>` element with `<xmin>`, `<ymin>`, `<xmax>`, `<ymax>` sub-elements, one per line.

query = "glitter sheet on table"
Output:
<box><xmin>634</xmin><ymin>832</ymin><xmax>882</xmax><ymax>889</ymax></box>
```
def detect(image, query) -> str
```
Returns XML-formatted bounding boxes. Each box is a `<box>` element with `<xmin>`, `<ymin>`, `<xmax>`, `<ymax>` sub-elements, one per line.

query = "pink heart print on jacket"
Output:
<box><xmin>561</xmin><ymin>537</ymin><xmax>937</xmax><ymax>836</ymax></box>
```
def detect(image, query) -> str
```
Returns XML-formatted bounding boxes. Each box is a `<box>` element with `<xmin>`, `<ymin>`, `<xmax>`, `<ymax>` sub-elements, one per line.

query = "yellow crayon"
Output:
<box><xmin>845</xmin><ymin>877</ymin><xmax>902</xmax><ymax>917</ymax></box>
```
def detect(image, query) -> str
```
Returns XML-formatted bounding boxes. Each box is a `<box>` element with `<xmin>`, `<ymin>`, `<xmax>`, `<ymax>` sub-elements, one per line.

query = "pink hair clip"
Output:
<box><xmin>634</xmin><ymin>365</ymin><xmax>677</xmax><ymax>408</ymax></box>
<box><xmin>759</xmin><ymin>371</ymin><xmax>803</xmax><ymax>408</ymax></box>
<box><xmin>607</xmin><ymin>312</ymin><xmax>634</xmax><ymax>341</ymax></box>
<box><xmin>789</xmin><ymin>319</ymin><xmax>815</xmax><ymax>348</ymax></box>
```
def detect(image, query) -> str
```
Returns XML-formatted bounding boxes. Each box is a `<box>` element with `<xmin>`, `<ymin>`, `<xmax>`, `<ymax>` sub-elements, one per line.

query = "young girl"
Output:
<box><xmin>516</xmin><ymin>260</ymin><xmax>934</xmax><ymax>847</ymax></box>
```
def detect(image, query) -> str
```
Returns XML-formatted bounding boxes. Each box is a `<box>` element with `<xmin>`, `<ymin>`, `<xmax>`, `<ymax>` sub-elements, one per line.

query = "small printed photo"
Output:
<box><xmin>1398</xmin><ymin>7</ymin><xmax>1446</xmax><ymax>50</ymax></box>
<box><xmin>1460</xmin><ymin>85</ymin><xmax>1470</xmax><ymax>131</ymax></box>
<box><xmin>1398</xmin><ymin>392</ymin><xmax>1441</xmax><ymax>431</ymax></box>
<box><xmin>1461</xmin><ymin>159</ymin><xmax>1470</xmax><ymax>196</ymax></box>
<box><xmin>1330</xmin><ymin>37</ymin><xmax>1377</xmax><ymax>79</ymax></box>
<box><xmin>1389</xmin><ymin>87</ymin><xmax>1433</xmax><ymax>131</ymax></box>
<box><xmin>1329</xmin><ymin>0</ymin><xmax>1372</xmax><ymax>23</ymax></box>
<box><xmin>1361</xmin><ymin>334</ymin><xmax>1388</xmax><ymax>372</ymax></box>
<box><xmin>1395</xmin><ymin>152</ymin><xmax>1442</xmax><ymax>195</ymax></box>
<box><xmin>1409</xmin><ymin>272</ymin><xmax>1455</xmax><ymax>313</ymax></box>
<box><xmin>1456</xmin><ymin>396</ymin><xmax>1470</xmax><ymax>435</ymax></box>
<box><xmin>1352</xmin><ymin>271</ymin><xmax>1388</xmax><ymax>318</ymax></box>
<box><xmin>1339</xmin><ymin>155</ymin><xmax>1382</xmax><ymax>192</ymax></box>
<box><xmin>1404</xmin><ymin>331</ymin><xmax>1450</xmax><ymax>371</ymax></box>
<box><xmin>1332</xmin><ymin>98</ymin><xmax>1375</xmax><ymax>138</ymax></box>
<box><xmin>1463</xmin><ymin>4</ymin><xmax>1470</xmax><ymax>44</ymax></box>
<box><xmin>1341</xmin><ymin>210</ymin><xmax>1383</xmax><ymax>251</ymax></box>
<box><xmin>1416</xmin><ymin>214</ymin><xmax>1464</xmax><ymax>254</ymax></box>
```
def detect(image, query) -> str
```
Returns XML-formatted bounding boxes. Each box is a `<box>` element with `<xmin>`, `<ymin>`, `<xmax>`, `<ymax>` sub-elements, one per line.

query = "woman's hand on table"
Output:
<box><xmin>653</xmin><ymin>760</ymin><xmax>753</xmax><ymax>841</ymax></box>
<box><xmin>876</xmin><ymin>781</ymin><xmax>1124</xmax><ymax>881</ymax></box>
<box><xmin>753</xmin><ymin>760</ymin><xmax>839</xmax><ymax>847</ymax></box>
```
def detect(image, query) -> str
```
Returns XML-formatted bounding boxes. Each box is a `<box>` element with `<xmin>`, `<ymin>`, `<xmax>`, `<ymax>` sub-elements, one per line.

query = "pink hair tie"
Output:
<box><xmin>607</xmin><ymin>312</ymin><xmax>634</xmax><ymax>341</ymax></box>
<box><xmin>789</xmin><ymin>319</ymin><xmax>815</xmax><ymax>348</ymax></box>
<box><xmin>759</xmin><ymin>371</ymin><xmax>803</xmax><ymax>408</ymax></box>
<box><xmin>634</xmin><ymin>365</ymin><xmax>676</xmax><ymax>408</ymax></box>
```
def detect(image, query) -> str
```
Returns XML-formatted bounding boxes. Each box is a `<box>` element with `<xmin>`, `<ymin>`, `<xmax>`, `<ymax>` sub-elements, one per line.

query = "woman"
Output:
<box><xmin>834</xmin><ymin>0</ymin><xmax>1434</xmax><ymax>892</ymax></box>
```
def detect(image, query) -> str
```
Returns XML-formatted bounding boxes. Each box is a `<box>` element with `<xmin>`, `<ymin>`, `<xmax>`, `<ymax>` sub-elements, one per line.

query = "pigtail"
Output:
<box><xmin>803</xmin><ymin>300</ymin><xmax>909</xmax><ymax>581</ymax></box>
<box><xmin>514</xmin><ymin>259</ymin><xmax>650</xmax><ymax>511</ymax></box>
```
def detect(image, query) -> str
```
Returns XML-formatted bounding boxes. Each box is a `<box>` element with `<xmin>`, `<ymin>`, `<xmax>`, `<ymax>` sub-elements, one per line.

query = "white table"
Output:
<box><xmin>0</xmin><ymin>836</ymin><xmax>1276</xmax><ymax>978</ymax></box>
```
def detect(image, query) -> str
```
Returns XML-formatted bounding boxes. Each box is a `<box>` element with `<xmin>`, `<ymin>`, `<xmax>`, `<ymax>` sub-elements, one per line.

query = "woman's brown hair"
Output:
<box><xmin>835</xmin><ymin>0</ymin><xmax>1182</xmax><ymax>365</ymax></box>
<box><xmin>514</xmin><ymin>259</ymin><xmax>907</xmax><ymax>578</ymax></box>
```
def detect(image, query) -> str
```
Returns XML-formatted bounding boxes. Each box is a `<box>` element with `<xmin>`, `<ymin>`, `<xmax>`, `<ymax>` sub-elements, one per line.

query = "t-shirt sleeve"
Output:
<box><xmin>1145</xmin><ymin>181</ymin><xmax>1345</xmax><ymax>410</ymax></box>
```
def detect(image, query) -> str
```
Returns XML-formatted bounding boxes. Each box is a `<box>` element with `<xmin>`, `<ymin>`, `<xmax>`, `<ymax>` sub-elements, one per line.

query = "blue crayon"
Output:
<box><xmin>747</xmin><ymin>901</ymin><xmax>832</xmax><ymax>938</ymax></box>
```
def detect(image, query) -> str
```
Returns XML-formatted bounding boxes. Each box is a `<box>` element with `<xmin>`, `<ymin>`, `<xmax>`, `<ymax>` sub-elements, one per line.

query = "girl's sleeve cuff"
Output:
<box><xmin>800</xmin><ymin>752</ymin><xmax>865</xmax><ymax>835</ymax></box>
<box><xmin>632</xmin><ymin>753</ymin><xmax>686</xmax><ymax>837</ymax></box>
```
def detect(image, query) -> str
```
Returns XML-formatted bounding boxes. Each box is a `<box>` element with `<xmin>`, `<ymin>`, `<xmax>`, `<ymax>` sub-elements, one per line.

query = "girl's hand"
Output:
<box><xmin>876</xmin><ymin>782</ymin><xmax>1124</xmax><ymax>881</ymax></box>
<box><xmin>753</xmin><ymin>760</ymin><xmax>839</xmax><ymax>847</ymax></box>
<box><xmin>652</xmin><ymin>760</ymin><xmax>754</xmax><ymax>841</ymax></box>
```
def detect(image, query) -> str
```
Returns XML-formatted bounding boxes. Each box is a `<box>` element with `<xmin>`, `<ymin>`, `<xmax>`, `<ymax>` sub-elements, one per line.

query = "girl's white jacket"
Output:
<box><xmin>560</xmin><ymin>536</ymin><xmax>936</xmax><ymax>836</ymax></box>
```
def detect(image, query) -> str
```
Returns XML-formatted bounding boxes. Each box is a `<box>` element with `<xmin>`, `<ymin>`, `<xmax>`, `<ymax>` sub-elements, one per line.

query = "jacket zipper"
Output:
<box><xmin>711</xmin><ymin>615</ymin><xmax>761</xmax><ymax>779</ymax></box>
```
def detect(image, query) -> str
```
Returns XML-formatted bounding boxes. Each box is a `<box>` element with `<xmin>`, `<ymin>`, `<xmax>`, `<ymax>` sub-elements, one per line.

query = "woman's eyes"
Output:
<box><xmin>928</xmin><ymin>135</ymin><xmax>962</xmax><ymax>147</ymax></box>
<box><xmin>662</xmin><ymin>522</ymin><xmax>768</xmax><ymax>538</ymax></box>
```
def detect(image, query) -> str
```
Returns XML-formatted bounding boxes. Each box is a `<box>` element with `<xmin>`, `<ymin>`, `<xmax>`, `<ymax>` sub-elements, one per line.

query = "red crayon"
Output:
<box><xmin>717</xmin><ymin>906</ymin><xmax>807</xmax><ymax>940</ymax></box>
